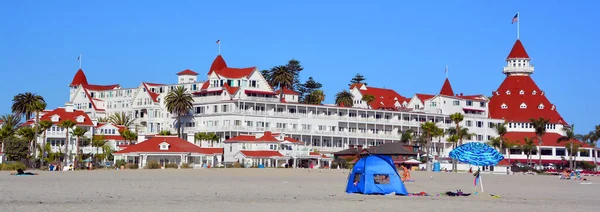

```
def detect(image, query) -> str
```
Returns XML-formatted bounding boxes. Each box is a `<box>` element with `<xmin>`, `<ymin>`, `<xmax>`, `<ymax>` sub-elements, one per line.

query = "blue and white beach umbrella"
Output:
<box><xmin>449</xmin><ymin>142</ymin><xmax>504</xmax><ymax>166</ymax></box>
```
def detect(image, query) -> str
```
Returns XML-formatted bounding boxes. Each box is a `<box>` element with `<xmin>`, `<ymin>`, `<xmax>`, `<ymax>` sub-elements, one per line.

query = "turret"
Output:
<box><xmin>502</xmin><ymin>40</ymin><xmax>534</xmax><ymax>76</ymax></box>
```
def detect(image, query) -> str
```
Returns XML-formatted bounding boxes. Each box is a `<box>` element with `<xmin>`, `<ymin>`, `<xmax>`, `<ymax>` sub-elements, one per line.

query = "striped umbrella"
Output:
<box><xmin>449</xmin><ymin>142</ymin><xmax>504</xmax><ymax>166</ymax></box>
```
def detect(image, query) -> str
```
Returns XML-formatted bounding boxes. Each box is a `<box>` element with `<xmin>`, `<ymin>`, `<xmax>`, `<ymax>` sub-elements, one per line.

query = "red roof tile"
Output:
<box><xmin>209</xmin><ymin>55</ymin><xmax>228</xmax><ymax>74</ymax></box>
<box><xmin>199</xmin><ymin>147</ymin><xmax>224</xmax><ymax>155</ymax></box>
<box><xmin>239</xmin><ymin>150</ymin><xmax>284</xmax><ymax>158</ymax></box>
<box><xmin>354</xmin><ymin>85</ymin><xmax>406</xmax><ymax>110</ymax></box>
<box><xmin>503</xmin><ymin>132</ymin><xmax>591</xmax><ymax>148</ymax></box>
<box><xmin>177</xmin><ymin>69</ymin><xmax>198</xmax><ymax>76</ymax></box>
<box><xmin>70</xmin><ymin>69</ymin><xmax>88</xmax><ymax>86</ymax></box>
<box><xmin>222</xmin><ymin>83</ymin><xmax>239</xmax><ymax>95</ymax></box>
<box><xmin>415</xmin><ymin>94</ymin><xmax>435</xmax><ymax>104</ymax></box>
<box><xmin>115</xmin><ymin>136</ymin><xmax>221</xmax><ymax>154</ymax></box>
<box><xmin>142</xmin><ymin>83</ymin><xmax>159</xmax><ymax>103</ymax></box>
<box><xmin>439</xmin><ymin>78</ymin><xmax>455</xmax><ymax>96</ymax></box>
<box><xmin>207</xmin><ymin>55</ymin><xmax>255</xmax><ymax>79</ymax></box>
<box><xmin>507</xmin><ymin>39</ymin><xmax>529</xmax><ymax>59</ymax></box>
<box><xmin>200</xmin><ymin>81</ymin><xmax>210</xmax><ymax>90</ymax></box>
<box><xmin>276</xmin><ymin>87</ymin><xmax>299</xmax><ymax>95</ymax></box>
<box><xmin>40</xmin><ymin>108</ymin><xmax>94</xmax><ymax>126</ymax></box>
<box><xmin>83</xmin><ymin>84</ymin><xmax>120</xmax><ymax>91</ymax></box>
<box><xmin>145</xmin><ymin>82</ymin><xmax>165</xmax><ymax>86</ymax></box>
<box><xmin>489</xmin><ymin>75</ymin><xmax>565</xmax><ymax>124</ymax></box>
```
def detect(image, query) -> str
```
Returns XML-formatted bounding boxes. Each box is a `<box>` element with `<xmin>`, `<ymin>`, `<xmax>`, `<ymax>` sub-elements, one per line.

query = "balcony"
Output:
<box><xmin>194</xmin><ymin>125</ymin><xmax>403</xmax><ymax>140</ymax></box>
<box><xmin>245</xmin><ymin>96</ymin><xmax>280</xmax><ymax>103</ymax></box>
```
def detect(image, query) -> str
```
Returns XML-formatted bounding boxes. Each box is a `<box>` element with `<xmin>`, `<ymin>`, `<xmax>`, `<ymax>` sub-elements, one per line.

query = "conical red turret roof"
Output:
<box><xmin>209</xmin><ymin>55</ymin><xmax>228</xmax><ymax>74</ymax></box>
<box><xmin>506</xmin><ymin>39</ymin><xmax>529</xmax><ymax>59</ymax></box>
<box><xmin>439</xmin><ymin>78</ymin><xmax>454</xmax><ymax>96</ymax></box>
<box><xmin>70</xmin><ymin>69</ymin><xmax>88</xmax><ymax>86</ymax></box>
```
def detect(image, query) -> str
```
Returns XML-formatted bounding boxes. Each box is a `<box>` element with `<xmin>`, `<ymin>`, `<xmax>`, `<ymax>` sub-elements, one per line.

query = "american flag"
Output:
<box><xmin>76</xmin><ymin>55</ymin><xmax>80</xmax><ymax>61</ymax></box>
<box><xmin>512</xmin><ymin>13</ymin><xmax>519</xmax><ymax>24</ymax></box>
<box><xmin>216</xmin><ymin>40</ymin><xmax>220</xmax><ymax>44</ymax></box>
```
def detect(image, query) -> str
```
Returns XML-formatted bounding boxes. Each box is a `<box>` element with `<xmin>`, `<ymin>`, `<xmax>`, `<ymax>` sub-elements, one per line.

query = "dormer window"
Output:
<box><xmin>501</xmin><ymin>103</ymin><xmax>508</xmax><ymax>109</ymax></box>
<box><xmin>520</xmin><ymin>103</ymin><xmax>527</xmax><ymax>109</ymax></box>
<box><xmin>505</xmin><ymin>90</ymin><xmax>511</xmax><ymax>95</ymax></box>
<box><xmin>541</xmin><ymin>91</ymin><xmax>545</xmax><ymax>96</ymax></box>
<box><xmin>532</xmin><ymin>90</ymin><xmax>537</xmax><ymax>95</ymax></box>
<box><xmin>538</xmin><ymin>104</ymin><xmax>544</xmax><ymax>109</ymax></box>
<box><xmin>159</xmin><ymin>141</ymin><xmax>170</xmax><ymax>150</ymax></box>
<box><xmin>51</xmin><ymin>115</ymin><xmax>60</xmax><ymax>122</ymax></box>
<box><xmin>76</xmin><ymin>115</ymin><xmax>85</xmax><ymax>123</ymax></box>
<box><xmin>519</xmin><ymin>90</ymin><xmax>524</xmax><ymax>95</ymax></box>
<box><xmin>495</xmin><ymin>91</ymin><xmax>499</xmax><ymax>95</ymax></box>
<box><xmin>551</xmin><ymin>105</ymin><xmax>555</xmax><ymax>110</ymax></box>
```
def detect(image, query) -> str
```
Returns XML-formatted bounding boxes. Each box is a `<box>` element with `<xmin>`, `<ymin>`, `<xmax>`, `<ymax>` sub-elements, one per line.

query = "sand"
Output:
<box><xmin>0</xmin><ymin>169</ymin><xmax>597</xmax><ymax>212</ymax></box>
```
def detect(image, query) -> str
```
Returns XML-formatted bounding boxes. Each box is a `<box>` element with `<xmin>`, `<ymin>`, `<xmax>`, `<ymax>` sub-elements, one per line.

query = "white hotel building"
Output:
<box><xmin>48</xmin><ymin>38</ymin><xmax>596</xmax><ymax>167</ymax></box>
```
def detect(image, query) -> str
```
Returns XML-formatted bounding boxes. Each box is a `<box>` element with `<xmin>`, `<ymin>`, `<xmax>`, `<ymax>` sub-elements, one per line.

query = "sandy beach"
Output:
<box><xmin>0</xmin><ymin>169</ymin><xmax>597</xmax><ymax>212</ymax></box>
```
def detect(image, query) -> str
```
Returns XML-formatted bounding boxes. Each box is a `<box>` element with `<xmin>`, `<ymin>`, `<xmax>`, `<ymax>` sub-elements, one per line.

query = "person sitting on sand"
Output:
<box><xmin>10</xmin><ymin>169</ymin><xmax>38</xmax><ymax>176</ymax></box>
<box><xmin>400</xmin><ymin>164</ymin><xmax>411</xmax><ymax>181</ymax></box>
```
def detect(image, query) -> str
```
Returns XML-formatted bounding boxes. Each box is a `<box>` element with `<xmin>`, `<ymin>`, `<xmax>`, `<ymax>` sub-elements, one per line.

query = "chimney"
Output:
<box><xmin>64</xmin><ymin>102</ymin><xmax>75</xmax><ymax>112</ymax></box>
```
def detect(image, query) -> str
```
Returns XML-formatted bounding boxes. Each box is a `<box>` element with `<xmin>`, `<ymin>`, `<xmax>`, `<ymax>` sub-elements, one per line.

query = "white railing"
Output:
<box><xmin>245</xmin><ymin>97</ymin><xmax>280</xmax><ymax>102</ymax></box>
<box><xmin>195</xmin><ymin>125</ymin><xmax>403</xmax><ymax>140</ymax></box>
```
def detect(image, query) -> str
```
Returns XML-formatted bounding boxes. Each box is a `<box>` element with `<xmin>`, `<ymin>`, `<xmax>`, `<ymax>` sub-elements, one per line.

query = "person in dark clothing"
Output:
<box><xmin>11</xmin><ymin>169</ymin><xmax>38</xmax><ymax>175</ymax></box>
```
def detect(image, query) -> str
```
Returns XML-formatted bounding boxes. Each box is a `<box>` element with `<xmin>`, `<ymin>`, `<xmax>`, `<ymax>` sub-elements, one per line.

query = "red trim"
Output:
<box><xmin>245</xmin><ymin>90</ymin><xmax>276</xmax><ymax>95</ymax></box>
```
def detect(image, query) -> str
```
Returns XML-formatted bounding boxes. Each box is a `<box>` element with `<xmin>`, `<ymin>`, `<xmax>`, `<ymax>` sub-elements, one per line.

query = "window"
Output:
<box><xmin>477</xmin><ymin>135</ymin><xmax>483</xmax><ymax>141</ymax></box>
<box><xmin>430</xmin><ymin>102</ymin><xmax>437</xmax><ymax>107</ymax></box>
<box><xmin>353</xmin><ymin>173</ymin><xmax>362</xmax><ymax>185</ymax></box>
<box><xmin>229</xmin><ymin>145</ymin><xmax>232</xmax><ymax>152</ymax></box>
<box><xmin>453</xmin><ymin>100</ymin><xmax>460</xmax><ymax>106</ymax></box>
<box><xmin>488</xmin><ymin>122</ymin><xmax>496</xmax><ymax>128</ymax></box>
<box><xmin>506</xmin><ymin>90</ymin><xmax>511</xmax><ymax>95</ymax></box>
<box><xmin>476</xmin><ymin>121</ymin><xmax>483</xmax><ymax>128</ymax></box>
<box><xmin>480</xmin><ymin>102</ymin><xmax>486</xmax><ymax>107</ymax></box>
<box><xmin>538</xmin><ymin>104</ymin><xmax>544</xmax><ymax>109</ymax></box>
<box><xmin>519</xmin><ymin>90</ymin><xmax>524</xmax><ymax>95</ymax></box>
<box><xmin>501</xmin><ymin>103</ymin><xmax>508</xmax><ymax>109</ymax></box>
<box><xmin>466</xmin><ymin>120</ymin><xmax>472</xmax><ymax>127</ymax></box>
<box><xmin>373</xmin><ymin>174</ymin><xmax>390</xmax><ymax>184</ymax></box>
<box><xmin>520</xmin><ymin>103</ymin><xmax>527</xmax><ymax>109</ymax></box>
<box><xmin>532</xmin><ymin>90</ymin><xmax>537</xmax><ymax>95</ymax></box>
<box><xmin>466</xmin><ymin>101</ymin><xmax>473</xmax><ymax>106</ymax></box>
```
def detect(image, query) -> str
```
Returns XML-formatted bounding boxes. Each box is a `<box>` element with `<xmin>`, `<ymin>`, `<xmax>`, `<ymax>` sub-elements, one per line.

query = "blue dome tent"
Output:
<box><xmin>345</xmin><ymin>155</ymin><xmax>408</xmax><ymax>195</ymax></box>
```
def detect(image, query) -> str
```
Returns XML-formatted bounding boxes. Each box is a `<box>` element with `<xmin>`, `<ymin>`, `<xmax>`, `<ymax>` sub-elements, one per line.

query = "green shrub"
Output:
<box><xmin>146</xmin><ymin>160</ymin><xmax>161</xmax><ymax>169</ymax></box>
<box><xmin>125</xmin><ymin>163</ymin><xmax>139</xmax><ymax>169</ymax></box>
<box><xmin>115</xmin><ymin>159</ymin><xmax>126</xmax><ymax>168</ymax></box>
<box><xmin>0</xmin><ymin>162</ymin><xmax>27</xmax><ymax>171</ymax></box>
<box><xmin>180</xmin><ymin>163</ymin><xmax>192</xmax><ymax>169</ymax></box>
<box><xmin>164</xmin><ymin>163</ymin><xmax>178</xmax><ymax>169</ymax></box>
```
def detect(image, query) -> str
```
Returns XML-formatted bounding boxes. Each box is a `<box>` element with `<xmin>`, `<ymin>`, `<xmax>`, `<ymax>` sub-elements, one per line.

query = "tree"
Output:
<box><xmin>297</xmin><ymin>77</ymin><xmax>322</xmax><ymax>103</ymax></box>
<box><xmin>16</xmin><ymin>126</ymin><xmax>35</xmax><ymax>166</ymax></box>
<box><xmin>71</xmin><ymin>127</ymin><xmax>88</xmax><ymax>170</ymax></box>
<box><xmin>4</xmin><ymin>136</ymin><xmax>29</xmax><ymax>161</ymax></box>
<box><xmin>530</xmin><ymin>117</ymin><xmax>549</xmax><ymax>169</ymax></box>
<box><xmin>0</xmin><ymin>114</ymin><xmax>21</xmax><ymax>155</ymax></box>
<box><xmin>420</xmin><ymin>121</ymin><xmax>440</xmax><ymax>171</ymax></box>
<box><xmin>522</xmin><ymin>137</ymin><xmax>537</xmax><ymax>166</ymax></box>
<box><xmin>195</xmin><ymin>132</ymin><xmax>207</xmax><ymax>147</ymax></box>
<box><xmin>361</xmin><ymin>94</ymin><xmax>375</xmax><ymax>109</ymax></box>
<box><xmin>31</xmin><ymin>101</ymin><xmax>46</xmax><ymax>167</ymax></box>
<box><xmin>11</xmin><ymin>92</ymin><xmax>45</xmax><ymax>120</ymax></box>
<box><xmin>487</xmin><ymin>137</ymin><xmax>502</xmax><ymax>150</ymax></box>
<box><xmin>504</xmin><ymin>140</ymin><xmax>519</xmax><ymax>164</ymax></box>
<box><xmin>37</xmin><ymin>120</ymin><xmax>53</xmax><ymax>167</ymax></box>
<box><xmin>400</xmin><ymin>129</ymin><xmax>414</xmax><ymax>145</ymax></box>
<box><xmin>557</xmin><ymin>124</ymin><xmax>578</xmax><ymax>169</ymax></box>
<box><xmin>92</xmin><ymin>135</ymin><xmax>107</xmax><ymax>164</ymax></box>
<box><xmin>97</xmin><ymin>117</ymin><xmax>109</xmax><ymax>122</ymax></box>
<box><xmin>286</xmin><ymin>59</ymin><xmax>304</xmax><ymax>91</ymax></box>
<box><xmin>494</xmin><ymin>122</ymin><xmax>508</xmax><ymax>151</ymax></box>
<box><xmin>335</xmin><ymin>90</ymin><xmax>354</xmax><ymax>107</ymax></box>
<box><xmin>165</xmin><ymin>86</ymin><xmax>193</xmax><ymax>138</ymax></box>
<box><xmin>268</xmin><ymin>65</ymin><xmax>294</xmax><ymax>100</ymax></box>
<box><xmin>205</xmin><ymin>133</ymin><xmax>220</xmax><ymax>147</ymax></box>
<box><xmin>58</xmin><ymin>120</ymin><xmax>76</xmax><ymax>168</ymax></box>
<box><xmin>581</xmin><ymin>127</ymin><xmax>599</xmax><ymax>171</ymax></box>
<box><xmin>349</xmin><ymin>73</ymin><xmax>367</xmax><ymax>86</ymax></box>
<box><xmin>305</xmin><ymin>90</ymin><xmax>325</xmax><ymax>105</ymax></box>
<box><xmin>449</xmin><ymin>112</ymin><xmax>464</xmax><ymax>172</ymax></box>
<box><xmin>109</xmin><ymin>112</ymin><xmax>135</xmax><ymax>127</ymax></box>
<box><xmin>159</xmin><ymin>130</ymin><xmax>172</xmax><ymax>135</ymax></box>
<box><xmin>120</xmin><ymin>129</ymin><xmax>138</xmax><ymax>145</ymax></box>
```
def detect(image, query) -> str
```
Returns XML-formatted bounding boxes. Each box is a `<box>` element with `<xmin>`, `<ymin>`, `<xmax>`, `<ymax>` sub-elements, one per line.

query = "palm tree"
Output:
<box><xmin>16</xmin><ymin>126</ymin><xmax>35</xmax><ymax>166</ymax></box>
<box><xmin>37</xmin><ymin>120</ymin><xmax>53</xmax><ymax>167</ymax></box>
<box><xmin>108</xmin><ymin>112</ymin><xmax>135</xmax><ymax>128</ymax></box>
<box><xmin>268</xmin><ymin>65</ymin><xmax>294</xmax><ymax>99</ymax></box>
<box><xmin>120</xmin><ymin>129</ymin><xmax>137</xmax><ymax>145</ymax></box>
<box><xmin>335</xmin><ymin>90</ymin><xmax>354</xmax><ymax>107</ymax></box>
<box><xmin>530</xmin><ymin>117</ymin><xmax>550</xmax><ymax>169</ymax></box>
<box><xmin>582</xmin><ymin>128</ymin><xmax>599</xmax><ymax>171</ymax></box>
<box><xmin>206</xmin><ymin>133</ymin><xmax>220</xmax><ymax>147</ymax></box>
<box><xmin>58</xmin><ymin>120</ymin><xmax>76</xmax><ymax>168</ymax></box>
<box><xmin>11</xmin><ymin>92</ymin><xmax>45</xmax><ymax>120</ymax></box>
<box><xmin>361</xmin><ymin>94</ymin><xmax>375</xmax><ymax>109</ymax></box>
<box><xmin>165</xmin><ymin>86</ymin><xmax>193</xmax><ymax>138</ymax></box>
<box><xmin>420</xmin><ymin>121</ymin><xmax>439</xmax><ymax>171</ymax></box>
<box><xmin>522</xmin><ymin>137</ymin><xmax>537</xmax><ymax>166</ymax></box>
<box><xmin>31</xmin><ymin>101</ymin><xmax>46</xmax><ymax>166</ymax></box>
<box><xmin>494</xmin><ymin>122</ymin><xmax>508</xmax><ymax>152</ymax></box>
<box><xmin>195</xmin><ymin>132</ymin><xmax>207</xmax><ymax>147</ymax></box>
<box><xmin>504</xmin><ymin>140</ymin><xmax>518</xmax><ymax>164</ymax></box>
<box><xmin>92</xmin><ymin>135</ymin><xmax>107</xmax><ymax>164</ymax></box>
<box><xmin>400</xmin><ymin>129</ymin><xmax>414</xmax><ymax>145</ymax></box>
<box><xmin>97</xmin><ymin>117</ymin><xmax>109</xmax><ymax>122</ymax></box>
<box><xmin>305</xmin><ymin>90</ymin><xmax>325</xmax><ymax>105</ymax></box>
<box><xmin>487</xmin><ymin>137</ymin><xmax>502</xmax><ymax>150</ymax></box>
<box><xmin>557</xmin><ymin>124</ymin><xmax>577</xmax><ymax>169</ymax></box>
<box><xmin>449</xmin><ymin>112</ymin><xmax>463</xmax><ymax>171</ymax></box>
<box><xmin>0</xmin><ymin>114</ymin><xmax>21</xmax><ymax>154</ymax></box>
<box><xmin>71</xmin><ymin>127</ymin><xmax>88</xmax><ymax>170</ymax></box>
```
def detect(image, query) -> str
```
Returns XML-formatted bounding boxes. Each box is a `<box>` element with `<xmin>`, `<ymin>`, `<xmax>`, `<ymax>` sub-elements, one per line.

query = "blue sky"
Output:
<box><xmin>1</xmin><ymin>1</ymin><xmax>598</xmax><ymax>135</ymax></box>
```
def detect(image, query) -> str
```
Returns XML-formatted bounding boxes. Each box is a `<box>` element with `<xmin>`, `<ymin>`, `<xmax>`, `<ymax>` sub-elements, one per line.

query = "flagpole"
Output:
<box><xmin>517</xmin><ymin>11</ymin><xmax>520</xmax><ymax>39</ymax></box>
<box><xmin>79</xmin><ymin>54</ymin><xmax>82</xmax><ymax>69</ymax></box>
<box><xmin>445</xmin><ymin>65</ymin><xmax>448</xmax><ymax>78</ymax></box>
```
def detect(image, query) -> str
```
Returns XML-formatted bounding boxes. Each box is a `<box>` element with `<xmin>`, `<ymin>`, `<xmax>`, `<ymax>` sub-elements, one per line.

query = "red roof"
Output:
<box><xmin>40</xmin><ymin>108</ymin><xmax>94</xmax><ymax>126</ymax></box>
<box><xmin>142</xmin><ymin>83</ymin><xmax>160</xmax><ymax>103</ymax></box>
<box><xmin>245</xmin><ymin>90</ymin><xmax>276</xmax><ymax>95</ymax></box>
<box><xmin>239</xmin><ymin>150</ymin><xmax>283</xmax><ymax>158</ymax></box>
<box><xmin>415</xmin><ymin>94</ymin><xmax>435</xmax><ymax>104</ymax></box>
<box><xmin>507</xmin><ymin>39</ymin><xmax>529</xmax><ymax>59</ymax></box>
<box><xmin>177</xmin><ymin>69</ymin><xmax>198</xmax><ymax>76</ymax></box>
<box><xmin>70</xmin><ymin>69</ymin><xmax>88</xmax><ymax>86</ymax></box>
<box><xmin>351</xmin><ymin>84</ymin><xmax>407</xmax><ymax>110</ymax></box>
<box><xmin>96</xmin><ymin>122</ymin><xmax>127</xmax><ymax>132</ymax></box>
<box><xmin>200</xmin><ymin>81</ymin><xmax>210</xmax><ymax>90</ymax></box>
<box><xmin>489</xmin><ymin>75</ymin><xmax>565</xmax><ymax>124</ymax></box>
<box><xmin>309</xmin><ymin>152</ymin><xmax>329</xmax><ymax>158</ymax></box>
<box><xmin>222</xmin><ymin>83</ymin><xmax>239</xmax><ymax>95</ymax></box>
<box><xmin>83</xmin><ymin>84</ymin><xmax>120</xmax><ymax>91</ymax></box>
<box><xmin>276</xmin><ymin>87</ymin><xmax>299</xmax><ymax>95</ymax></box>
<box><xmin>145</xmin><ymin>82</ymin><xmax>165</xmax><ymax>86</ymax></box>
<box><xmin>115</xmin><ymin>136</ymin><xmax>223</xmax><ymax>154</ymax></box>
<box><xmin>503</xmin><ymin>132</ymin><xmax>591</xmax><ymax>148</ymax></box>
<box><xmin>496</xmin><ymin>159</ymin><xmax>511</xmax><ymax>166</ymax></box>
<box><xmin>207</xmin><ymin>55</ymin><xmax>255</xmax><ymax>79</ymax></box>
<box><xmin>439</xmin><ymin>78</ymin><xmax>454</xmax><ymax>96</ymax></box>
<box><xmin>225</xmin><ymin>131</ymin><xmax>302</xmax><ymax>143</ymax></box>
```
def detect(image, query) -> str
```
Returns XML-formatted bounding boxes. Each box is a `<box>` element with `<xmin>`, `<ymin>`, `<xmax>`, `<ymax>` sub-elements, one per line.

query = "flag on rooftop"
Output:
<box><xmin>216</xmin><ymin>40</ymin><xmax>220</xmax><ymax>44</ymax></box>
<box><xmin>77</xmin><ymin>55</ymin><xmax>80</xmax><ymax>61</ymax></box>
<box><xmin>512</xmin><ymin>13</ymin><xmax>519</xmax><ymax>24</ymax></box>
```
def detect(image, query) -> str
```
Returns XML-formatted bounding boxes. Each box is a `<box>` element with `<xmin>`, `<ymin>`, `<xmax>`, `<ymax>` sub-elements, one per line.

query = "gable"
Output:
<box><xmin>159</xmin><ymin>142</ymin><xmax>170</xmax><ymax>150</ymax></box>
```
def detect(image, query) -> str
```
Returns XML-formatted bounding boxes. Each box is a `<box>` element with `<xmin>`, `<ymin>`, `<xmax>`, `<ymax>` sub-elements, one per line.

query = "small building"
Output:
<box><xmin>334</xmin><ymin>143</ymin><xmax>419</xmax><ymax>168</ymax></box>
<box><xmin>224</xmin><ymin>131</ymin><xmax>331</xmax><ymax>168</ymax></box>
<box><xmin>113</xmin><ymin>135</ymin><xmax>223</xmax><ymax>168</ymax></box>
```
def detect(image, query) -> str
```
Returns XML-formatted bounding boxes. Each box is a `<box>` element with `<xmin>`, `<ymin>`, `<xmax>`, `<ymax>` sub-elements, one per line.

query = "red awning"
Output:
<box><xmin>463</xmin><ymin>108</ymin><xmax>485</xmax><ymax>112</ymax></box>
<box><xmin>245</xmin><ymin>90</ymin><xmax>276</xmax><ymax>95</ymax></box>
